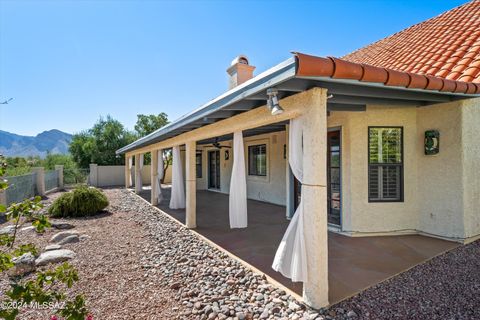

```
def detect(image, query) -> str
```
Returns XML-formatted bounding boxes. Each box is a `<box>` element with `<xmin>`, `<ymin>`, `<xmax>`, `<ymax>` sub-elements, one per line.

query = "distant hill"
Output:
<box><xmin>0</xmin><ymin>129</ymin><xmax>72</xmax><ymax>158</ymax></box>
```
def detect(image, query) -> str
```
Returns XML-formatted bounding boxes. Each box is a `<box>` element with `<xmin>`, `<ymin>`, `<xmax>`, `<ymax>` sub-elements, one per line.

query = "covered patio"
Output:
<box><xmin>117</xmin><ymin>53</ymin><xmax>477</xmax><ymax>308</ymax></box>
<box><xmin>138</xmin><ymin>187</ymin><xmax>458</xmax><ymax>304</ymax></box>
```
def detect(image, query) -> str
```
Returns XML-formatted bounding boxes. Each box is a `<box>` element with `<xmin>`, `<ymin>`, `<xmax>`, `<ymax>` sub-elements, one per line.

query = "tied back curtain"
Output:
<box><xmin>229</xmin><ymin>131</ymin><xmax>248</xmax><ymax>228</ymax></box>
<box><xmin>135</xmin><ymin>154</ymin><xmax>144</xmax><ymax>190</ymax></box>
<box><xmin>272</xmin><ymin>118</ymin><xmax>307</xmax><ymax>282</ymax></box>
<box><xmin>169</xmin><ymin>146</ymin><xmax>186</xmax><ymax>209</ymax></box>
<box><xmin>156</xmin><ymin>150</ymin><xmax>164</xmax><ymax>203</ymax></box>
<box><xmin>128</xmin><ymin>156</ymin><xmax>133</xmax><ymax>187</ymax></box>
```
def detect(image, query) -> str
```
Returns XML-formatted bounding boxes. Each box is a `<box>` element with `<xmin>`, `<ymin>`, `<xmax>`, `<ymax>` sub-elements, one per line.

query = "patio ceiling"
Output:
<box><xmin>117</xmin><ymin>53</ymin><xmax>480</xmax><ymax>155</ymax></box>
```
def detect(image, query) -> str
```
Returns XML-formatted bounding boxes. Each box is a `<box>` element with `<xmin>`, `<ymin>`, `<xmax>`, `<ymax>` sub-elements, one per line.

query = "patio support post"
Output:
<box><xmin>151</xmin><ymin>150</ymin><xmax>158</xmax><ymax>206</ymax></box>
<box><xmin>185</xmin><ymin>141</ymin><xmax>197</xmax><ymax>228</ymax></box>
<box><xmin>134</xmin><ymin>154</ymin><xmax>141</xmax><ymax>194</ymax></box>
<box><xmin>302</xmin><ymin>88</ymin><xmax>329</xmax><ymax>308</ymax></box>
<box><xmin>125</xmin><ymin>154</ymin><xmax>130</xmax><ymax>189</ymax></box>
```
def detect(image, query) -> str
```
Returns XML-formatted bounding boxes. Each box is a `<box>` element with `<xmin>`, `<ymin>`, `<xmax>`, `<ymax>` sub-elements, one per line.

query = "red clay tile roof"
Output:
<box><xmin>294</xmin><ymin>53</ymin><xmax>480</xmax><ymax>94</ymax></box>
<box><xmin>343</xmin><ymin>0</ymin><xmax>480</xmax><ymax>84</ymax></box>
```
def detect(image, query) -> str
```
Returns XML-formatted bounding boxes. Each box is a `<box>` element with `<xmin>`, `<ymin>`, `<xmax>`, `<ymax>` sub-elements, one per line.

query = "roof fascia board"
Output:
<box><xmin>117</xmin><ymin>57</ymin><xmax>296</xmax><ymax>154</ymax></box>
<box><xmin>296</xmin><ymin>76</ymin><xmax>480</xmax><ymax>98</ymax></box>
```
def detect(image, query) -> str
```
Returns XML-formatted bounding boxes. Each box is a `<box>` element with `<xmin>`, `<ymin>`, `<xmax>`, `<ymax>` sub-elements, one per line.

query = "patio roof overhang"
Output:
<box><xmin>116</xmin><ymin>52</ymin><xmax>480</xmax><ymax>155</ymax></box>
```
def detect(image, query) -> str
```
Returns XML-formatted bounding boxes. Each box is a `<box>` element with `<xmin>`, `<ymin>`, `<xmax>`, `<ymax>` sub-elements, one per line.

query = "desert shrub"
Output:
<box><xmin>48</xmin><ymin>186</ymin><xmax>109</xmax><ymax>217</ymax></box>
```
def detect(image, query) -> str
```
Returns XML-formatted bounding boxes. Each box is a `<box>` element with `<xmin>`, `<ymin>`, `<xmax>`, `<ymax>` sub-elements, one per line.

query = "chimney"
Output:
<box><xmin>226</xmin><ymin>55</ymin><xmax>255</xmax><ymax>89</ymax></box>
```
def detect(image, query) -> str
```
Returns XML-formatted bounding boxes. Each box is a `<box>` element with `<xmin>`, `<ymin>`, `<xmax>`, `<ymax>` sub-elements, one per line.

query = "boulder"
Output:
<box><xmin>8</xmin><ymin>252</ymin><xmax>36</xmax><ymax>276</ymax></box>
<box><xmin>35</xmin><ymin>249</ymin><xmax>75</xmax><ymax>266</ymax></box>
<box><xmin>50</xmin><ymin>231</ymin><xmax>79</xmax><ymax>243</ymax></box>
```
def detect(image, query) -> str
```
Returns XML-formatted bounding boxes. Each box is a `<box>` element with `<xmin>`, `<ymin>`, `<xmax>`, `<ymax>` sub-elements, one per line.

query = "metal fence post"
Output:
<box><xmin>55</xmin><ymin>165</ymin><xmax>64</xmax><ymax>189</ymax></box>
<box><xmin>32</xmin><ymin>167</ymin><xmax>46</xmax><ymax>196</ymax></box>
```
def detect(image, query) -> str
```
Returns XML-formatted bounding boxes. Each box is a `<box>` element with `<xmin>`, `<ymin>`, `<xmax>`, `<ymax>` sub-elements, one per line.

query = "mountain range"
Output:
<box><xmin>0</xmin><ymin>129</ymin><xmax>72</xmax><ymax>158</ymax></box>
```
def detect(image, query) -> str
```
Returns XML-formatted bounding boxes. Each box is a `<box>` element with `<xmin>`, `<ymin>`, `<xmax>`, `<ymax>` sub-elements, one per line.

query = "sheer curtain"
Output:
<box><xmin>135</xmin><ymin>154</ymin><xmax>144</xmax><ymax>191</ymax></box>
<box><xmin>229</xmin><ymin>131</ymin><xmax>248</xmax><ymax>228</ymax></box>
<box><xmin>128</xmin><ymin>156</ymin><xmax>133</xmax><ymax>187</ymax></box>
<box><xmin>272</xmin><ymin>118</ymin><xmax>307</xmax><ymax>282</ymax></box>
<box><xmin>169</xmin><ymin>146</ymin><xmax>186</xmax><ymax>209</ymax></box>
<box><xmin>156</xmin><ymin>150</ymin><xmax>164</xmax><ymax>203</ymax></box>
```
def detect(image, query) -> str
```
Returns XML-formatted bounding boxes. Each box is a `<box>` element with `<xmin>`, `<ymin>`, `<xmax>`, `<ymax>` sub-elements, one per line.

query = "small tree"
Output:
<box><xmin>69</xmin><ymin>116</ymin><xmax>136</xmax><ymax>168</ymax></box>
<box><xmin>134</xmin><ymin>113</ymin><xmax>169</xmax><ymax>138</ymax></box>
<box><xmin>0</xmin><ymin>155</ymin><xmax>89</xmax><ymax>319</ymax></box>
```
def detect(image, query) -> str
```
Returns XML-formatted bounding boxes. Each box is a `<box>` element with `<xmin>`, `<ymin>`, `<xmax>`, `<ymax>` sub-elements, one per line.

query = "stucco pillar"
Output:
<box><xmin>151</xmin><ymin>150</ymin><xmax>158</xmax><ymax>206</ymax></box>
<box><xmin>32</xmin><ymin>167</ymin><xmax>46</xmax><ymax>196</ymax></box>
<box><xmin>134</xmin><ymin>154</ymin><xmax>141</xmax><ymax>194</ymax></box>
<box><xmin>89</xmin><ymin>164</ymin><xmax>98</xmax><ymax>187</ymax></box>
<box><xmin>185</xmin><ymin>141</ymin><xmax>197</xmax><ymax>228</ymax></box>
<box><xmin>55</xmin><ymin>165</ymin><xmax>64</xmax><ymax>190</ymax></box>
<box><xmin>301</xmin><ymin>88</ymin><xmax>329</xmax><ymax>308</ymax></box>
<box><xmin>125</xmin><ymin>155</ymin><xmax>130</xmax><ymax>189</ymax></box>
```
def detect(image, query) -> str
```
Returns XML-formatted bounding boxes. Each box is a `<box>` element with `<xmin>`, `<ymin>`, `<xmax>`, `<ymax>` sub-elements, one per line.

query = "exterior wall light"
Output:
<box><xmin>267</xmin><ymin>88</ymin><xmax>284</xmax><ymax>115</ymax></box>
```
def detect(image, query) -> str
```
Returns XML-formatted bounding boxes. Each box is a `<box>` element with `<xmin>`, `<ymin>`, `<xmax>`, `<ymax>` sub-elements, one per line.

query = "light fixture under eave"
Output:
<box><xmin>266</xmin><ymin>88</ymin><xmax>284</xmax><ymax>115</ymax></box>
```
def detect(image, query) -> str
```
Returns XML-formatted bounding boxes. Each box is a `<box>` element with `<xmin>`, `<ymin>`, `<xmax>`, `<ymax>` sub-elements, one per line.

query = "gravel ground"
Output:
<box><xmin>2</xmin><ymin>188</ymin><xmax>479</xmax><ymax>320</ymax></box>
<box><xmin>333</xmin><ymin>239</ymin><xmax>480</xmax><ymax>320</ymax></box>
<box><xmin>0</xmin><ymin>189</ymin><xmax>182</xmax><ymax>320</ymax></box>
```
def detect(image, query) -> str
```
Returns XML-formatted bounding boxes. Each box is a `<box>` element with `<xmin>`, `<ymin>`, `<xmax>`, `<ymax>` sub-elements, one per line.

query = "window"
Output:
<box><xmin>196</xmin><ymin>152</ymin><xmax>202</xmax><ymax>178</ymax></box>
<box><xmin>368</xmin><ymin>127</ymin><xmax>403</xmax><ymax>202</ymax></box>
<box><xmin>248</xmin><ymin>144</ymin><xmax>267</xmax><ymax>176</ymax></box>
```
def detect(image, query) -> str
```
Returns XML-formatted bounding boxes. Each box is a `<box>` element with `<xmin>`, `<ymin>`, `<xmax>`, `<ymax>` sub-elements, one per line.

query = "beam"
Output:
<box><xmin>312</xmin><ymin>81</ymin><xmax>452</xmax><ymax>102</ymax></box>
<box><xmin>125</xmin><ymin>88</ymin><xmax>315</xmax><ymax>157</ymax></box>
<box><xmin>329</xmin><ymin>94</ymin><xmax>422</xmax><ymax>106</ymax></box>
<box><xmin>327</xmin><ymin>103</ymin><xmax>366</xmax><ymax>112</ymax></box>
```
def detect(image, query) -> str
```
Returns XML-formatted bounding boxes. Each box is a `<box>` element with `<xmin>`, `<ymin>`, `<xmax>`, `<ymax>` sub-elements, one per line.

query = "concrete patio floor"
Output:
<box><xmin>138</xmin><ymin>186</ymin><xmax>459</xmax><ymax>304</ymax></box>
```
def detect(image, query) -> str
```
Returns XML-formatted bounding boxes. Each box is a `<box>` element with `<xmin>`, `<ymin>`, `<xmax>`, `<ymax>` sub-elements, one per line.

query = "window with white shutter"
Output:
<box><xmin>368</xmin><ymin>127</ymin><xmax>403</xmax><ymax>202</ymax></box>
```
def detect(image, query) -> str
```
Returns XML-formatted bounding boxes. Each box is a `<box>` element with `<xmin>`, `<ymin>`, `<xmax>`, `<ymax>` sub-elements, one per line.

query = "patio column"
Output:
<box><xmin>125</xmin><ymin>154</ymin><xmax>130</xmax><ymax>188</ymax></box>
<box><xmin>151</xmin><ymin>150</ymin><xmax>158</xmax><ymax>206</ymax></box>
<box><xmin>134</xmin><ymin>154</ymin><xmax>141</xmax><ymax>194</ymax></box>
<box><xmin>302</xmin><ymin>88</ymin><xmax>329</xmax><ymax>308</ymax></box>
<box><xmin>185</xmin><ymin>141</ymin><xmax>197</xmax><ymax>228</ymax></box>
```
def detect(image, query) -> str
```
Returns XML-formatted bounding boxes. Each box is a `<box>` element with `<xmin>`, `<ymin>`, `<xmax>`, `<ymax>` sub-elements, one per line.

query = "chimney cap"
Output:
<box><xmin>230</xmin><ymin>55</ymin><xmax>250</xmax><ymax>66</ymax></box>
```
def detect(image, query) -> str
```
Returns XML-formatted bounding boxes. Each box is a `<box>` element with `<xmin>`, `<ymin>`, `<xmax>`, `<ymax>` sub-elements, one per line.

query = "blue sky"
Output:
<box><xmin>0</xmin><ymin>0</ymin><xmax>466</xmax><ymax>136</ymax></box>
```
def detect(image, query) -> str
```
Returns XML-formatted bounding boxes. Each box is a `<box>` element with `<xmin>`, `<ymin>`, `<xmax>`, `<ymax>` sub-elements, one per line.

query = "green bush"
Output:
<box><xmin>48</xmin><ymin>186</ymin><xmax>109</xmax><ymax>218</ymax></box>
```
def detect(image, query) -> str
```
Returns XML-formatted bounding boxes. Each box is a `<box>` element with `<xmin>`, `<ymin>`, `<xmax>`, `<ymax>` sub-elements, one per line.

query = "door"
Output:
<box><xmin>327</xmin><ymin>130</ymin><xmax>341</xmax><ymax>226</ymax></box>
<box><xmin>208</xmin><ymin>150</ymin><xmax>221</xmax><ymax>189</ymax></box>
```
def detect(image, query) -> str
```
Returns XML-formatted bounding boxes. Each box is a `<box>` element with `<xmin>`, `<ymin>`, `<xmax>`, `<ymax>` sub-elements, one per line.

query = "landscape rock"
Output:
<box><xmin>0</xmin><ymin>225</ymin><xmax>15</xmax><ymax>235</ymax></box>
<box><xmin>20</xmin><ymin>226</ymin><xmax>36</xmax><ymax>232</ymax></box>
<box><xmin>8</xmin><ymin>252</ymin><xmax>36</xmax><ymax>276</ymax></box>
<box><xmin>51</xmin><ymin>221</ymin><xmax>75</xmax><ymax>230</ymax></box>
<box><xmin>35</xmin><ymin>249</ymin><xmax>75</xmax><ymax>266</ymax></box>
<box><xmin>57</xmin><ymin>234</ymin><xmax>80</xmax><ymax>245</ymax></box>
<box><xmin>45</xmin><ymin>244</ymin><xmax>62</xmax><ymax>251</ymax></box>
<box><xmin>50</xmin><ymin>231</ymin><xmax>79</xmax><ymax>243</ymax></box>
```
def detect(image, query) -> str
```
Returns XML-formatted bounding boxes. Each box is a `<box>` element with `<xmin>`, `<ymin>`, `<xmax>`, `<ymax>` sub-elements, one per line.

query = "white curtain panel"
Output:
<box><xmin>135</xmin><ymin>154</ymin><xmax>144</xmax><ymax>191</ymax></box>
<box><xmin>229</xmin><ymin>131</ymin><xmax>248</xmax><ymax>228</ymax></box>
<box><xmin>156</xmin><ymin>150</ymin><xmax>164</xmax><ymax>203</ymax></box>
<box><xmin>272</xmin><ymin>118</ymin><xmax>308</xmax><ymax>282</ymax></box>
<box><xmin>169</xmin><ymin>146</ymin><xmax>186</xmax><ymax>209</ymax></box>
<box><xmin>128</xmin><ymin>156</ymin><xmax>133</xmax><ymax>187</ymax></box>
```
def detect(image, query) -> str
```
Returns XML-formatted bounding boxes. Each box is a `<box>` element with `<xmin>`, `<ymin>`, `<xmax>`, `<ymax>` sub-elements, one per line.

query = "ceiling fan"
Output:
<box><xmin>204</xmin><ymin>137</ymin><xmax>232</xmax><ymax>149</ymax></box>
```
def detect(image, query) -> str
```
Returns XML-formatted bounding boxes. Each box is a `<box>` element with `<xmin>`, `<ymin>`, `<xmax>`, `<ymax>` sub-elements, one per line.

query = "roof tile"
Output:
<box><xmin>343</xmin><ymin>0</ymin><xmax>480</xmax><ymax>86</ymax></box>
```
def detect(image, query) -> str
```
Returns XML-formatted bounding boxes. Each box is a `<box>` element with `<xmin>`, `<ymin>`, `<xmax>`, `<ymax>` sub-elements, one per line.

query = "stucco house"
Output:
<box><xmin>117</xmin><ymin>1</ymin><xmax>480</xmax><ymax>308</ymax></box>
